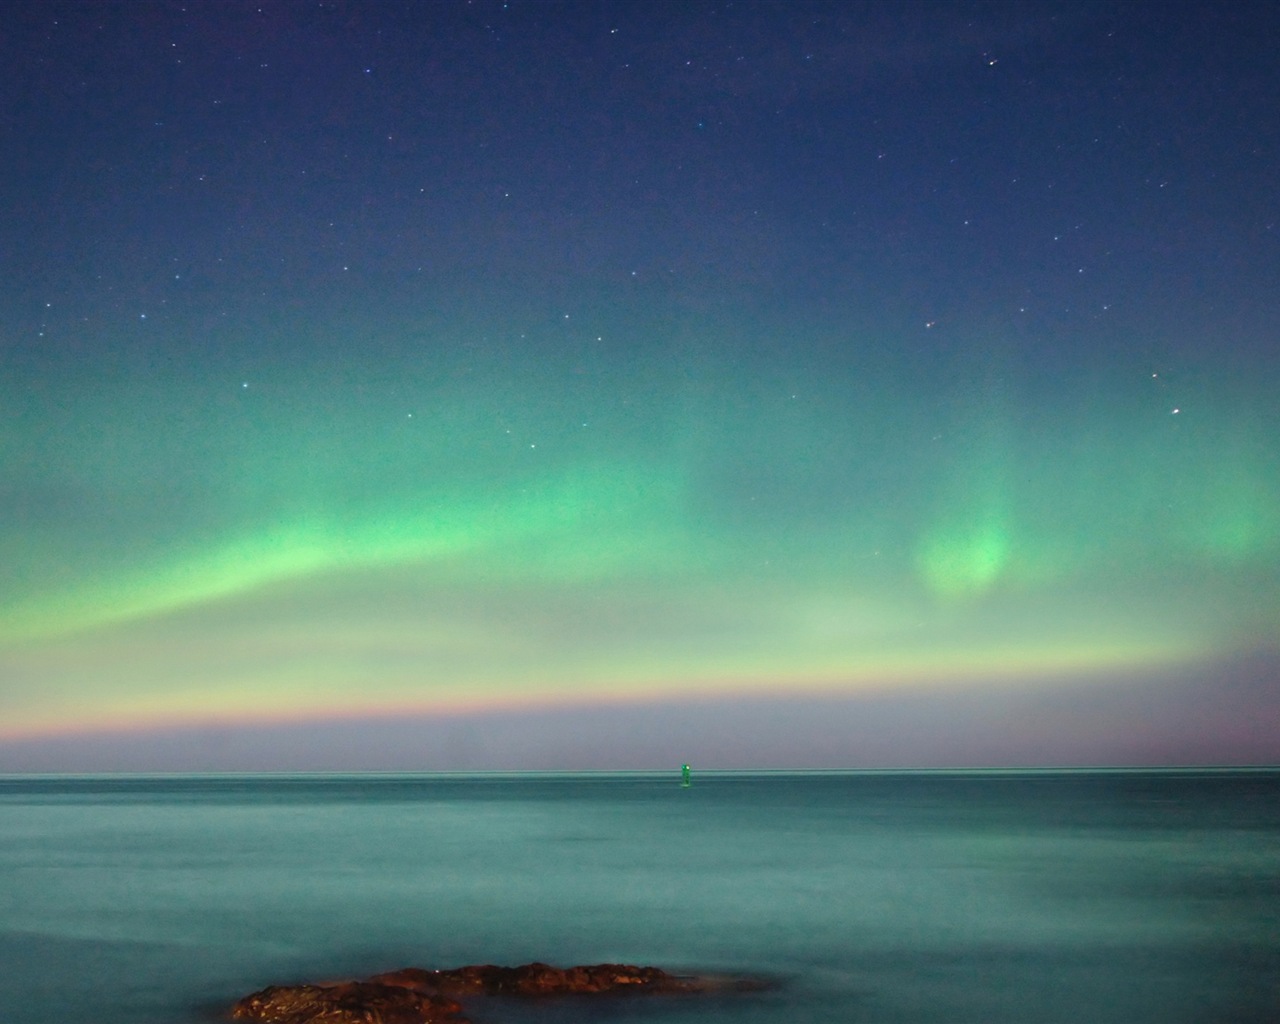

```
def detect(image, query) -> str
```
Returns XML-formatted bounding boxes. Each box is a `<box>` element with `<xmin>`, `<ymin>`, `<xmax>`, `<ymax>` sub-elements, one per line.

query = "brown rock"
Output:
<box><xmin>230</xmin><ymin>980</ymin><xmax>466</xmax><ymax>1024</ymax></box>
<box><xmin>232</xmin><ymin>962</ymin><xmax>765</xmax><ymax>1023</ymax></box>
<box><xmin>369</xmin><ymin>961</ymin><xmax>701</xmax><ymax>997</ymax></box>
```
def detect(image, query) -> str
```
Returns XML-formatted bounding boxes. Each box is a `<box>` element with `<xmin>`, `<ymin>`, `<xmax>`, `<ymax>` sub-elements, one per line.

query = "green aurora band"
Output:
<box><xmin>2</xmin><ymin>317</ymin><xmax>1277</xmax><ymax>739</ymax></box>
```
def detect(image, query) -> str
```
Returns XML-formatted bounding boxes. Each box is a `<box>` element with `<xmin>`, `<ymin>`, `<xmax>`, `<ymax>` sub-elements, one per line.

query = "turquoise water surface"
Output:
<box><xmin>1</xmin><ymin>770</ymin><xmax>1277</xmax><ymax>1023</ymax></box>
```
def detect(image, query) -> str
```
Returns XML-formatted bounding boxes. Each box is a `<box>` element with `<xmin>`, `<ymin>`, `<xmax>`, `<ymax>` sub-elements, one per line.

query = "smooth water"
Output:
<box><xmin>1</xmin><ymin>771</ymin><xmax>1277</xmax><ymax>1023</ymax></box>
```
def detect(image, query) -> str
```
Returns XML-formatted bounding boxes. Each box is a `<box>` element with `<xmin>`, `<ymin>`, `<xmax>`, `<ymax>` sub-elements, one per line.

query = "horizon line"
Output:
<box><xmin>3</xmin><ymin>764</ymin><xmax>1278</xmax><ymax>780</ymax></box>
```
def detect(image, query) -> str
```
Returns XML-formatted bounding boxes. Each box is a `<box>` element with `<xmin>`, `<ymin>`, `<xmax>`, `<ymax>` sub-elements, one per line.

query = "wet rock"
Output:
<box><xmin>230</xmin><ymin>980</ymin><xmax>465</xmax><ymax>1024</ymax></box>
<box><xmin>368</xmin><ymin>961</ymin><xmax>701</xmax><ymax>996</ymax></box>
<box><xmin>232</xmin><ymin>961</ymin><xmax>765</xmax><ymax>1023</ymax></box>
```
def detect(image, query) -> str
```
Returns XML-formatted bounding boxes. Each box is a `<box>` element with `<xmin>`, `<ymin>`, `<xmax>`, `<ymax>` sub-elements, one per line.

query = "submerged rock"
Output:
<box><xmin>232</xmin><ymin>961</ymin><xmax>764</xmax><ymax>1024</ymax></box>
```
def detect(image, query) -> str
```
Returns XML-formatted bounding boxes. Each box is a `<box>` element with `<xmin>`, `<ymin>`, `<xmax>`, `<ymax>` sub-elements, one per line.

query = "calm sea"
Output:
<box><xmin>1</xmin><ymin>771</ymin><xmax>1277</xmax><ymax>1024</ymax></box>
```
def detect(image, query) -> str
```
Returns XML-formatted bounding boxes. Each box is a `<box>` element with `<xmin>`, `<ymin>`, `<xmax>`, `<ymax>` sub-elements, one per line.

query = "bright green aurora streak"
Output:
<box><xmin>2</xmin><ymin>320</ymin><xmax>1276</xmax><ymax>741</ymax></box>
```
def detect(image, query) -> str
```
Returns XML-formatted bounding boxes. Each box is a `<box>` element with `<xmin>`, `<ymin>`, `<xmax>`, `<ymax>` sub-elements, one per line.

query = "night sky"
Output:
<box><xmin>2</xmin><ymin>0</ymin><xmax>1277</xmax><ymax>771</ymax></box>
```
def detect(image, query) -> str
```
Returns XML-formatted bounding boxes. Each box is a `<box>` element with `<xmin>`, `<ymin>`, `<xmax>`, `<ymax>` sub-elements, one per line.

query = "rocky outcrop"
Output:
<box><xmin>230</xmin><ymin>980</ymin><xmax>465</xmax><ymax>1024</ymax></box>
<box><xmin>232</xmin><ymin>961</ymin><xmax>763</xmax><ymax>1023</ymax></box>
<box><xmin>368</xmin><ymin>961</ymin><xmax>703</xmax><ymax>997</ymax></box>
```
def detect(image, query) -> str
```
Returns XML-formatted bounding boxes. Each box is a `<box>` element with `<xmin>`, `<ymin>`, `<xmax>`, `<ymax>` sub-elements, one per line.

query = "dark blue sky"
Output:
<box><xmin>8</xmin><ymin>1</ymin><xmax>1276</xmax><ymax>337</ymax></box>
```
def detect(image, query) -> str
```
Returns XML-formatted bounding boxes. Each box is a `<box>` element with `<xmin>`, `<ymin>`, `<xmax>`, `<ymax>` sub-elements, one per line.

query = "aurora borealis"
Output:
<box><xmin>2</xmin><ymin>1</ymin><xmax>1278</xmax><ymax>769</ymax></box>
